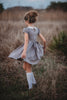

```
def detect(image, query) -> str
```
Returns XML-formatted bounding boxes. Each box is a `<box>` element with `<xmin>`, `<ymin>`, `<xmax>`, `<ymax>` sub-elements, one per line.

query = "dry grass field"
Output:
<box><xmin>0</xmin><ymin>9</ymin><xmax>67</xmax><ymax>100</ymax></box>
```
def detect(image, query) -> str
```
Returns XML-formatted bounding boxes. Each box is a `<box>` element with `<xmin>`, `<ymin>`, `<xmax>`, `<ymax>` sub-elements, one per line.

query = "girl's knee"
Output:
<box><xmin>23</xmin><ymin>62</ymin><xmax>26</xmax><ymax>70</ymax></box>
<box><xmin>26</xmin><ymin>63</ymin><xmax>32</xmax><ymax>72</ymax></box>
<box><xmin>23</xmin><ymin>65</ymin><xmax>25</xmax><ymax>70</ymax></box>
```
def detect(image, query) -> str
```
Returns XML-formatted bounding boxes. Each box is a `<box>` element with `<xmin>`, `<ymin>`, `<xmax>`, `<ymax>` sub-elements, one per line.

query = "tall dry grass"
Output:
<box><xmin>0</xmin><ymin>20</ymin><xmax>67</xmax><ymax>61</ymax></box>
<box><xmin>0</xmin><ymin>9</ymin><xmax>67</xmax><ymax>100</ymax></box>
<box><xmin>0</xmin><ymin>9</ymin><xmax>67</xmax><ymax>21</ymax></box>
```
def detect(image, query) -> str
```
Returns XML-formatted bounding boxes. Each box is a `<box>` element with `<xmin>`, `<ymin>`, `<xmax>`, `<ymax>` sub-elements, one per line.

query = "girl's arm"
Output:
<box><xmin>23</xmin><ymin>33</ymin><xmax>29</xmax><ymax>53</ymax></box>
<box><xmin>38</xmin><ymin>33</ymin><xmax>46</xmax><ymax>54</ymax></box>
<box><xmin>21</xmin><ymin>33</ymin><xmax>29</xmax><ymax>58</ymax></box>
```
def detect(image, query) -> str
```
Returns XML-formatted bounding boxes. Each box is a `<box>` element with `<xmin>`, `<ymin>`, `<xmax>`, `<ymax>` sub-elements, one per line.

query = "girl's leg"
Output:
<box><xmin>25</xmin><ymin>62</ymin><xmax>32</xmax><ymax>72</ymax></box>
<box><xmin>23</xmin><ymin>61</ymin><xmax>32</xmax><ymax>72</ymax></box>
<box><xmin>23</xmin><ymin>61</ymin><xmax>37</xmax><ymax>89</ymax></box>
<box><xmin>25</xmin><ymin>62</ymin><xmax>33</xmax><ymax>89</ymax></box>
<box><xmin>25</xmin><ymin>62</ymin><xmax>36</xmax><ymax>84</ymax></box>
<box><xmin>23</xmin><ymin>62</ymin><xmax>26</xmax><ymax>71</ymax></box>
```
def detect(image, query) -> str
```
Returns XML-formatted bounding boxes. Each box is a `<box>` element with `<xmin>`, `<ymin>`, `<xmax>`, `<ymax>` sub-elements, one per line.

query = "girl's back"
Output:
<box><xmin>23</xmin><ymin>26</ymin><xmax>40</xmax><ymax>42</ymax></box>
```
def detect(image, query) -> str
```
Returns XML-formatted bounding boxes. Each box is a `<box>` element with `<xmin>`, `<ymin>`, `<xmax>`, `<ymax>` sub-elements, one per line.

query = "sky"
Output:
<box><xmin>0</xmin><ymin>0</ymin><xmax>67</xmax><ymax>9</ymax></box>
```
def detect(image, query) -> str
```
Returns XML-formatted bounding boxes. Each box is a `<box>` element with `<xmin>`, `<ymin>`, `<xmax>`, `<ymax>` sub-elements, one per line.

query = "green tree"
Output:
<box><xmin>46</xmin><ymin>2</ymin><xmax>67</xmax><ymax>11</ymax></box>
<box><xmin>0</xmin><ymin>3</ymin><xmax>4</xmax><ymax>13</ymax></box>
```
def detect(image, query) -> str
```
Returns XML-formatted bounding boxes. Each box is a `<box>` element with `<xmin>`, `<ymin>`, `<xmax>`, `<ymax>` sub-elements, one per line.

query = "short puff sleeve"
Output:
<box><xmin>38</xmin><ymin>28</ymin><xmax>40</xmax><ymax>35</ymax></box>
<box><xmin>23</xmin><ymin>28</ymin><xmax>29</xmax><ymax>34</ymax></box>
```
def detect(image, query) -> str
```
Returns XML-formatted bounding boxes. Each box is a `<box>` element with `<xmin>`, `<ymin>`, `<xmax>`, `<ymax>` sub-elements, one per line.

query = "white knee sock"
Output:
<box><xmin>31</xmin><ymin>72</ymin><xmax>36</xmax><ymax>84</ymax></box>
<box><xmin>26</xmin><ymin>72</ymin><xmax>33</xmax><ymax>89</ymax></box>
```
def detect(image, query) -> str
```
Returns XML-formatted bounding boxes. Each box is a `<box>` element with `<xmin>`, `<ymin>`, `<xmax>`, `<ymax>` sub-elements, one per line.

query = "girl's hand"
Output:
<box><xmin>21</xmin><ymin>50</ymin><xmax>26</xmax><ymax>59</ymax></box>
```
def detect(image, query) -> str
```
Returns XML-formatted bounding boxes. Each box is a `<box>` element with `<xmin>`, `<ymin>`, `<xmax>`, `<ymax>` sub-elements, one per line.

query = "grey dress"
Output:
<box><xmin>8</xmin><ymin>26</ymin><xmax>44</xmax><ymax>65</ymax></box>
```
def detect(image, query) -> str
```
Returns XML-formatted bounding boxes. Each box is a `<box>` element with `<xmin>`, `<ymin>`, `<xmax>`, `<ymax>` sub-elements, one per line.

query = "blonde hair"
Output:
<box><xmin>24</xmin><ymin>10</ymin><xmax>39</xmax><ymax>23</ymax></box>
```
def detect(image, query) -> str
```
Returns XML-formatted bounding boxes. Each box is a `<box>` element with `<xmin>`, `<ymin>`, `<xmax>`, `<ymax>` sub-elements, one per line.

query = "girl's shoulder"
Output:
<box><xmin>23</xmin><ymin>26</ymin><xmax>40</xmax><ymax>34</ymax></box>
<box><xmin>23</xmin><ymin>27</ymin><xmax>29</xmax><ymax>34</ymax></box>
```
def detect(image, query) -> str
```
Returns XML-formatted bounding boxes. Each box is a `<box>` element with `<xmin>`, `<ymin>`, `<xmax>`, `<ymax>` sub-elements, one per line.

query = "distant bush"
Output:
<box><xmin>49</xmin><ymin>31</ymin><xmax>67</xmax><ymax>57</ymax></box>
<box><xmin>0</xmin><ymin>3</ymin><xmax>4</xmax><ymax>13</ymax></box>
<box><xmin>46</xmin><ymin>2</ymin><xmax>67</xmax><ymax>12</ymax></box>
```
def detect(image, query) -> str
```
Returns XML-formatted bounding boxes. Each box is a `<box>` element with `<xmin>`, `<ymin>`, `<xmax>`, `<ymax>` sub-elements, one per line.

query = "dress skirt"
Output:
<box><xmin>8</xmin><ymin>40</ymin><xmax>44</xmax><ymax>65</ymax></box>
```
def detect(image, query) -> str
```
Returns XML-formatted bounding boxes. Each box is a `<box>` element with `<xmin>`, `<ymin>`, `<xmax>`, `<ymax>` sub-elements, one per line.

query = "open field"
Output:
<box><xmin>0</xmin><ymin>9</ymin><xmax>67</xmax><ymax>21</ymax></box>
<box><xmin>0</xmin><ymin>9</ymin><xmax>67</xmax><ymax>100</ymax></box>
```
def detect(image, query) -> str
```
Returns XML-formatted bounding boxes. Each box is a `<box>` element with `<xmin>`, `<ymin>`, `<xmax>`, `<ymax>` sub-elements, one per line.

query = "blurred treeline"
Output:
<box><xmin>0</xmin><ymin>2</ymin><xmax>67</xmax><ymax>21</ymax></box>
<box><xmin>46</xmin><ymin>2</ymin><xmax>67</xmax><ymax>12</ymax></box>
<box><xmin>0</xmin><ymin>4</ymin><xmax>4</xmax><ymax>13</ymax></box>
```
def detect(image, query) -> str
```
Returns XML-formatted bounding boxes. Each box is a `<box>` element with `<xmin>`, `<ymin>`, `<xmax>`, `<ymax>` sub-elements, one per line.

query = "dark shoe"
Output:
<box><xmin>28</xmin><ymin>88</ymin><xmax>33</xmax><ymax>97</ymax></box>
<box><xmin>33</xmin><ymin>84</ymin><xmax>37</xmax><ymax>88</ymax></box>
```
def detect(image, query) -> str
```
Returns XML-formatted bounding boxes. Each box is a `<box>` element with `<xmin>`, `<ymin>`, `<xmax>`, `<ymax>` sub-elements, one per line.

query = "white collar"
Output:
<box><xmin>27</xmin><ymin>26</ymin><xmax>36</xmax><ymax>29</ymax></box>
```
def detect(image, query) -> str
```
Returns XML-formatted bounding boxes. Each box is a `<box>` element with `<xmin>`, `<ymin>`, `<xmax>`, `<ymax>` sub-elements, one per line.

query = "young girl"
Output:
<box><xmin>8</xmin><ymin>10</ymin><xmax>46</xmax><ymax>90</ymax></box>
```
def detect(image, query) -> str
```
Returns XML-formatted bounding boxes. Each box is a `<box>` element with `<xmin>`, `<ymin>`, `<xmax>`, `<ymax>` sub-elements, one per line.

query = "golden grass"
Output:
<box><xmin>0</xmin><ymin>9</ymin><xmax>67</xmax><ymax>21</ymax></box>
